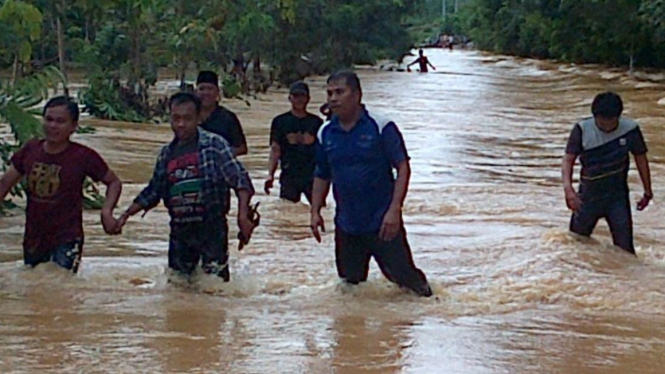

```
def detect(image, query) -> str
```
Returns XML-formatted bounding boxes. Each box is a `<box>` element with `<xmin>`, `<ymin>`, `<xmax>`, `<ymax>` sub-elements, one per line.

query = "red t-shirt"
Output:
<box><xmin>10</xmin><ymin>140</ymin><xmax>109</xmax><ymax>254</ymax></box>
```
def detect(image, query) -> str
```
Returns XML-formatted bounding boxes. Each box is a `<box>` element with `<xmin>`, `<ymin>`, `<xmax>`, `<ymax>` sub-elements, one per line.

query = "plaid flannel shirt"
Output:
<box><xmin>134</xmin><ymin>128</ymin><xmax>254</xmax><ymax>214</ymax></box>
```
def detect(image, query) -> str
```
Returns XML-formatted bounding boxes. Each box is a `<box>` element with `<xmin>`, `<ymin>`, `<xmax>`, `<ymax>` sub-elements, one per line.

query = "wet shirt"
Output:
<box><xmin>135</xmin><ymin>128</ymin><xmax>254</xmax><ymax>224</ymax></box>
<box><xmin>315</xmin><ymin>108</ymin><xmax>409</xmax><ymax>235</ymax></box>
<box><xmin>417</xmin><ymin>57</ymin><xmax>430</xmax><ymax>72</ymax></box>
<box><xmin>200</xmin><ymin>105</ymin><xmax>246</xmax><ymax>149</ymax></box>
<box><xmin>166</xmin><ymin>139</ymin><xmax>206</xmax><ymax>225</ymax></box>
<box><xmin>270</xmin><ymin>111</ymin><xmax>323</xmax><ymax>180</ymax></box>
<box><xmin>10</xmin><ymin>140</ymin><xmax>109</xmax><ymax>253</ymax></box>
<box><xmin>566</xmin><ymin>117</ymin><xmax>647</xmax><ymax>200</ymax></box>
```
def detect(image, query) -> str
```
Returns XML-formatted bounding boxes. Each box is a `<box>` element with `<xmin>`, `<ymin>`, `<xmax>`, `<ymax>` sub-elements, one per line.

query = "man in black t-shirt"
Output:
<box><xmin>562</xmin><ymin>92</ymin><xmax>653</xmax><ymax>254</ymax></box>
<box><xmin>195</xmin><ymin>71</ymin><xmax>248</xmax><ymax>156</ymax></box>
<box><xmin>265</xmin><ymin>81</ymin><xmax>324</xmax><ymax>203</ymax></box>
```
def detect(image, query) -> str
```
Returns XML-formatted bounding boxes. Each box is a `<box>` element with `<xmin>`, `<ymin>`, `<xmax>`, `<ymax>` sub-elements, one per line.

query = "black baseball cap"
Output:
<box><xmin>196</xmin><ymin>71</ymin><xmax>219</xmax><ymax>87</ymax></box>
<box><xmin>289</xmin><ymin>81</ymin><xmax>309</xmax><ymax>95</ymax></box>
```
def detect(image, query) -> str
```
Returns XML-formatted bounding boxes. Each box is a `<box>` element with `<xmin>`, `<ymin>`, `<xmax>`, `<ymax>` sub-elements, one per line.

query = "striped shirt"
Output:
<box><xmin>566</xmin><ymin>117</ymin><xmax>647</xmax><ymax>200</ymax></box>
<box><xmin>135</xmin><ymin>128</ymin><xmax>254</xmax><ymax>215</ymax></box>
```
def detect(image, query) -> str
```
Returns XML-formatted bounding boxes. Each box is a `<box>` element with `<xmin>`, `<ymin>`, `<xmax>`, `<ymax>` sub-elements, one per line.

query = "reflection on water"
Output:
<box><xmin>1</xmin><ymin>49</ymin><xmax>665</xmax><ymax>373</ymax></box>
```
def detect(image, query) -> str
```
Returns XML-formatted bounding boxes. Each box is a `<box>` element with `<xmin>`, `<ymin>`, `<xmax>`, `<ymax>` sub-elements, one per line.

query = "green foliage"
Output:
<box><xmin>457</xmin><ymin>0</ymin><xmax>665</xmax><ymax>68</ymax></box>
<box><xmin>0</xmin><ymin>0</ymin><xmax>43</xmax><ymax>63</ymax></box>
<box><xmin>78</xmin><ymin>72</ymin><xmax>149</xmax><ymax>123</ymax></box>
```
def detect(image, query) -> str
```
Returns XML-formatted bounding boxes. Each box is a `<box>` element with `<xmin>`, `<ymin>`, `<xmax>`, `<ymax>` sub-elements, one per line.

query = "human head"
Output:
<box><xmin>289</xmin><ymin>81</ymin><xmax>310</xmax><ymax>112</ymax></box>
<box><xmin>326</xmin><ymin>70</ymin><xmax>362</xmax><ymax>120</ymax></box>
<box><xmin>195</xmin><ymin>70</ymin><xmax>220</xmax><ymax>110</ymax></box>
<box><xmin>592</xmin><ymin>92</ymin><xmax>623</xmax><ymax>131</ymax></box>
<box><xmin>168</xmin><ymin>92</ymin><xmax>202</xmax><ymax>142</ymax></box>
<box><xmin>419</xmin><ymin>49</ymin><xmax>424</xmax><ymax>56</ymax></box>
<box><xmin>42</xmin><ymin>96</ymin><xmax>79</xmax><ymax>144</ymax></box>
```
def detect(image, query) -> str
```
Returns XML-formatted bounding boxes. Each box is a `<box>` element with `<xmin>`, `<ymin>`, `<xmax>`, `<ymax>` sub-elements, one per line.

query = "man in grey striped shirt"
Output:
<box><xmin>562</xmin><ymin>92</ymin><xmax>653</xmax><ymax>254</ymax></box>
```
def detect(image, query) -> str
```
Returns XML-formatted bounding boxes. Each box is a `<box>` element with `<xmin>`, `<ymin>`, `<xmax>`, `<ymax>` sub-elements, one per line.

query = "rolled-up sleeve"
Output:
<box><xmin>214</xmin><ymin>141</ymin><xmax>255</xmax><ymax>194</ymax></box>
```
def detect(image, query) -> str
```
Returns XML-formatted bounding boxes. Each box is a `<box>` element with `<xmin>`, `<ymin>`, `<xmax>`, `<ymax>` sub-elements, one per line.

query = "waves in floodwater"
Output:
<box><xmin>2</xmin><ymin>49</ymin><xmax>665</xmax><ymax>373</ymax></box>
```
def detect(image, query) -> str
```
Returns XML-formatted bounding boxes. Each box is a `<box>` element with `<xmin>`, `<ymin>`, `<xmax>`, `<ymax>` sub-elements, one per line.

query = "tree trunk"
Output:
<box><xmin>11</xmin><ymin>54</ymin><xmax>20</xmax><ymax>87</ymax></box>
<box><xmin>85</xmin><ymin>17</ymin><xmax>91</xmax><ymax>43</ymax></box>
<box><xmin>179</xmin><ymin>60</ymin><xmax>187</xmax><ymax>90</ymax></box>
<box><xmin>56</xmin><ymin>0</ymin><xmax>69</xmax><ymax>96</ymax></box>
<box><xmin>253</xmin><ymin>53</ymin><xmax>261</xmax><ymax>73</ymax></box>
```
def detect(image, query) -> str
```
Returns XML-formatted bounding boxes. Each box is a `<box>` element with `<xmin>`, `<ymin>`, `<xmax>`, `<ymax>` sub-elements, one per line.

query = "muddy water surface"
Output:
<box><xmin>2</xmin><ymin>49</ymin><xmax>665</xmax><ymax>373</ymax></box>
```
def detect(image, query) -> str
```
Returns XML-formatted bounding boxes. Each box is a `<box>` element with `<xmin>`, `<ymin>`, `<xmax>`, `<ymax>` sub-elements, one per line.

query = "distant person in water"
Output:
<box><xmin>562</xmin><ymin>92</ymin><xmax>653</xmax><ymax>254</ymax></box>
<box><xmin>310</xmin><ymin>70</ymin><xmax>433</xmax><ymax>297</ymax></box>
<box><xmin>0</xmin><ymin>96</ymin><xmax>123</xmax><ymax>273</ymax></box>
<box><xmin>407</xmin><ymin>49</ymin><xmax>436</xmax><ymax>73</ymax></box>
<box><xmin>265</xmin><ymin>82</ymin><xmax>324</xmax><ymax>204</ymax></box>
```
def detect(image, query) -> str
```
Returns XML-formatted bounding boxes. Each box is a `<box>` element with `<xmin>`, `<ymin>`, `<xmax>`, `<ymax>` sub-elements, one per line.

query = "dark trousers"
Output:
<box><xmin>169</xmin><ymin>219</ymin><xmax>230</xmax><ymax>281</ymax></box>
<box><xmin>335</xmin><ymin>227</ymin><xmax>432</xmax><ymax>297</ymax></box>
<box><xmin>279</xmin><ymin>176</ymin><xmax>313</xmax><ymax>204</ymax></box>
<box><xmin>569</xmin><ymin>195</ymin><xmax>635</xmax><ymax>254</ymax></box>
<box><xmin>24</xmin><ymin>240</ymin><xmax>83</xmax><ymax>273</ymax></box>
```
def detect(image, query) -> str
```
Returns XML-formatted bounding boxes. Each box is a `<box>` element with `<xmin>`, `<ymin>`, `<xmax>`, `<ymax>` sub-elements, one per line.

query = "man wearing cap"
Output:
<box><xmin>265</xmin><ymin>81</ymin><xmax>324</xmax><ymax>203</ymax></box>
<box><xmin>195</xmin><ymin>71</ymin><xmax>248</xmax><ymax>156</ymax></box>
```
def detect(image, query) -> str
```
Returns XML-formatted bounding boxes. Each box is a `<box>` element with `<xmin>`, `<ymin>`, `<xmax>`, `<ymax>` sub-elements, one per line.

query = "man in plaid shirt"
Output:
<box><xmin>118</xmin><ymin>92</ymin><xmax>255</xmax><ymax>281</ymax></box>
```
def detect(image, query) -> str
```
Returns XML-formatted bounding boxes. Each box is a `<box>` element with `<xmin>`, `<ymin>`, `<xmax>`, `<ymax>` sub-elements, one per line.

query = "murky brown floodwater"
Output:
<box><xmin>2</xmin><ymin>49</ymin><xmax>665</xmax><ymax>373</ymax></box>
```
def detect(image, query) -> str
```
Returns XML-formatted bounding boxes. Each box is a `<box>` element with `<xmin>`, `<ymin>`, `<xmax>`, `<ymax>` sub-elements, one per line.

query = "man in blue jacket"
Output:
<box><xmin>310</xmin><ymin>70</ymin><xmax>432</xmax><ymax>297</ymax></box>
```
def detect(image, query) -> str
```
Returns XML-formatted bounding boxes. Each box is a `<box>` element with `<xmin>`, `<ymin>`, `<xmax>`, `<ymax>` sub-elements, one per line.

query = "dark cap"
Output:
<box><xmin>289</xmin><ymin>81</ymin><xmax>309</xmax><ymax>95</ymax></box>
<box><xmin>196</xmin><ymin>71</ymin><xmax>219</xmax><ymax>87</ymax></box>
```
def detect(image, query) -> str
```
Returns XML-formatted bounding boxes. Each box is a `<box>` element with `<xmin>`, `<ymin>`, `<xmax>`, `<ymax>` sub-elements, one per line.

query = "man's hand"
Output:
<box><xmin>264</xmin><ymin>176</ymin><xmax>274</xmax><ymax>195</ymax></box>
<box><xmin>101</xmin><ymin>211</ymin><xmax>121</xmax><ymax>235</ymax></box>
<box><xmin>238</xmin><ymin>216</ymin><xmax>254</xmax><ymax>248</ymax></box>
<box><xmin>379</xmin><ymin>206</ymin><xmax>401</xmax><ymax>241</ymax></box>
<box><xmin>310</xmin><ymin>212</ymin><xmax>325</xmax><ymax>243</ymax></box>
<box><xmin>117</xmin><ymin>213</ymin><xmax>129</xmax><ymax>230</ymax></box>
<box><xmin>565</xmin><ymin>187</ymin><xmax>582</xmax><ymax>212</ymax></box>
<box><xmin>637</xmin><ymin>192</ymin><xmax>653</xmax><ymax>211</ymax></box>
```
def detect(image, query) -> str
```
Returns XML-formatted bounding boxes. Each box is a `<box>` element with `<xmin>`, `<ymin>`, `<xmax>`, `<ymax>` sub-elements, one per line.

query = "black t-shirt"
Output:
<box><xmin>200</xmin><ymin>105</ymin><xmax>246</xmax><ymax>148</ymax></box>
<box><xmin>270</xmin><ymin>111</ymin><xmax>323</xmax><ymax>180</ymax></box>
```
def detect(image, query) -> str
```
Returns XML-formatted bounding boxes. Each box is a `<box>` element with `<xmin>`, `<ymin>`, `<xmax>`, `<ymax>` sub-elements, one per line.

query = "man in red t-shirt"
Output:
<box><xmin>0</xmin><ymin>96</ymin><xmax>123</xmax><ymax>272</ymax></box>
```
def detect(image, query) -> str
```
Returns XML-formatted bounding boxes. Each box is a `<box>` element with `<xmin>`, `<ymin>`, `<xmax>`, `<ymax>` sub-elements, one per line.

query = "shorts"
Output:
<box><xmin>169</xmin><ymin>219</ymin><xmax>230</xmax><ymax>281</ymax></box>
<box><xmin>24</xmin><ymin>240</ymin><xmax>83</xmax><ymax>273</ymax></box>
<box><xmin>280</xmin><ymin>177</ymin><xmax>313</xmax><ymax>203</ymax></box>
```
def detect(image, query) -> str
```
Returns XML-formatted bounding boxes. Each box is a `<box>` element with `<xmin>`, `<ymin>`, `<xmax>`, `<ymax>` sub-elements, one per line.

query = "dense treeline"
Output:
<box><xmin>0</xmin><ymin>0</ymin><xmax>429</xmax><ymax>121</ymax></box>
<box><xmin>451</xmin><ymin>0</ymin><xmax>665</xmax><ymax>69</ymax></box>
<box><xmin>0</xmin><ymin>0</ymin><xmax>422</xmax><ymax>86</ymax></box>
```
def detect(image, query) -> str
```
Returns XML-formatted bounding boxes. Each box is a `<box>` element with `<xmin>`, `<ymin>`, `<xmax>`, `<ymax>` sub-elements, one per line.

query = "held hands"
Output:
<box><xmin>101</xmin><ymin>211</ymin><xmax>122</xmax><ymax>235</ymax></box>
<box><xmin>379</xmin><ymin>206</ymin><xmax>401</xmax><ymax>241</ymax></box>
